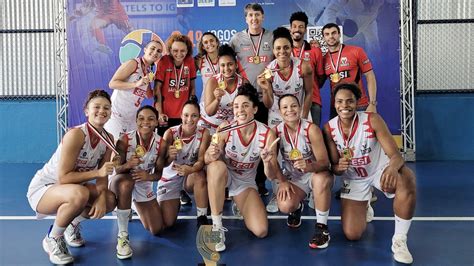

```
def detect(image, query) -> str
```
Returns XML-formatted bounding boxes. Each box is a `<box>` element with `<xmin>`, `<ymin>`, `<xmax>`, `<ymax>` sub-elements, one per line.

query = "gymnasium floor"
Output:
<box><xmin>1</xmin><ymin>161</ymin><xmax>473</xmax><ymax>265</ymax></box>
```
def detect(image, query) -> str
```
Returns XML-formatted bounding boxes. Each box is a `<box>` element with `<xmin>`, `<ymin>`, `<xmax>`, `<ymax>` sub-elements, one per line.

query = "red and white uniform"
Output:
<box><xmin>156</xmin><ymin>55</ymin><xmax>197</xmax><ymax>119</ymax></box>
<box><xmin>198</xmin><ymin>55</ymin><xmax>219</xmax><ymax>105</ymax></box>
<box><xmin>292</xmin><ymin>42</ymin><xmax>325</xmax><ymax>107</ymax></box>
<box><xmin>112</xmin><ymin>130</ymin><xmax>162</xmax><ymax>202</ymax></box>
<box><xmin>27</xmin><ymin>123</ymin><xmax>108</xmax><ymax>216</ymax></box>
<box><xmin>275</xmin><ymin>119</ymin><xmax>316</xmax><ymax>194</ymax></box>
<box><xmin>157</xmin><ymin>125</ymin><xmax>206</xmax><ymax>201</ymax></box>
<box><xmin>105</xmin><ymin>58</ymin><xmax>153</xmax><ymax>140</ymax></box>
<box><xmin>323</xmin><ymin>44</ymin><xmax>372</xmax><ymax>107</ymax></box>
<box><xmin>224</xmin><ymin>121</ymin><xmax>269</xmax><ymax>196</ymax></box>
<box><xmin>94</xmin><ymin>0</ymin><xmax>130</xmax><ymax>31</ymax></box>
<box><xmin>327</xmin><ymin>112</ymin><xmax>391</xmax><ymax>201</ymax></box>
<box><xmin>267</xmin><ymin>57</ymin><xmax>305</xmax><ymax>127</ymax></box>
<box><xmin>198</xmin><ymin>74</ymin><xmax>244</xmax><ymax>134</ymax></box>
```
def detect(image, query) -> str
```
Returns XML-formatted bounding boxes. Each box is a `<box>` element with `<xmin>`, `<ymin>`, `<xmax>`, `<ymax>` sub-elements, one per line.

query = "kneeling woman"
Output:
<box><xmin>27</xmin><ymin>90</ymin><xmax>117</xmax><ymax>265</ymax></box>
<box><xmin>110</xmin><ymin>105</ymin><xmax>167</xmax><ymax>260</ymax></box>
<box><xmin>157</xmin><ymin>99</ymin><xmax>211</xmax><ymax>227</ymax></box>
<box><xmin>205</xmin><ymin>83</ymin><xmax>277</xmax><ymax>252</ymax></box>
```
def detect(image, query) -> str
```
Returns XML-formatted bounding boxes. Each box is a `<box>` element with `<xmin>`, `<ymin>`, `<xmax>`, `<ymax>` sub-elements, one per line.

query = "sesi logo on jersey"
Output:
<box><xmin>351</xmin><ymin>156</ymin><xmax>371</xmax><ymax>166</ymax></box>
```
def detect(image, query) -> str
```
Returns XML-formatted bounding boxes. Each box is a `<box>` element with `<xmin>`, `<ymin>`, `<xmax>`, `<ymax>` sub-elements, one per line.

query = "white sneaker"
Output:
<box><xmin>212</xmin><ymin>225</ymin><xmax>228</xmax><ymax>252</ymax></box>
<box><xmin>116</xmin><ymin>232</ymin><xmax>133</xmax><ymax>259</ymax></box>
<box><xmin>366</xmin><ymin>202</ymin><xmax>374</xmax><ymax>223</ymax></box>
<box><xmin>266</xmin><ymin>194</ymin><xmax>279</xmax><ymax>213</ymax></box>
<box><xmin>391</xmin><ymin>235</ymin><xmax>413</xmax><ymax>264</ymax></box>
<box><xmin>64</xmin><ymin>223</ymin><xmax>85</xmax><ymax>247</ymax></box>
<box><xmin>307</xmin><ymin>192</ymin><xmax>315</xmax><ymax>210</ymax></box>
<box><xmin>42</xmin><ymin>235</ymin><xmax>74</xmax><ymax>265</ymax></box>
<box><xmin>232</xmin><ymin>201</ymin><xmax>243</xmax><ymax>219</ymax></box>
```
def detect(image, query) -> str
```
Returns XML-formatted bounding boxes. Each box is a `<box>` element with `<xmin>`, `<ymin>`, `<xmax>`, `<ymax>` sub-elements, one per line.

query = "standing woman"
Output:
<box><xmin>195</xmin><ymin>31</ymin><xmax>220</xmax><ymax>108</ymax></box>
<box><xmin>105</xmin><ymin>40</ymin><xmax>164</xmax><ymax>140</ymax></box>
<box><xmin>27</xmin><ymin>90</ymin><xmax>117</xmax><ymax>265</ymax></box>
<box><xmin>199</xmin><ymin>44</ymin><xmax>248</xmax><ymax>134</ymax></box>
<box><xmin>157</xmin><ymin>99</ymin><xmax>211</xmax><ymax>227</ymax></box>
<box><xmin>271</xmin><ymin>94</ymin><xmax>333</xmax><ymax>249</ymax></box>
<box><xmin>109</xmin><ymin>105</ymin><xmax>167</xmax><ymax>260</ymax></box>
<box><xmin>154</xmin><ymin>32</ymin><xmax>197</xmax><ymax>136</ymax></box>
<box><xmin>204</xmin><ymin>83</ymin><xmax>277</xmax><ymax>252</ymax></box>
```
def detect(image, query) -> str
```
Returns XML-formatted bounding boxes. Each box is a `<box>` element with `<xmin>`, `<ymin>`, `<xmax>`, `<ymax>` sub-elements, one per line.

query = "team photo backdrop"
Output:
<box><xmin>67</xmin><ymin>0</ymin><xmax>401</xmax><ymax>134</ymax></box>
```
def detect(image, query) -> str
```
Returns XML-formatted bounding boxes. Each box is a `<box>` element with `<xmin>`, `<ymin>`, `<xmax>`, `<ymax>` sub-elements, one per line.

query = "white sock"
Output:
<box><xmin>394</xmin><ymin>215</ymin><xmax>412</xmax><ymax>237</ymax></box>
<box><xmin>316</xmin><ymin>209</ymin><xmax>329</xmax><ymax>225</ymax></box>
<box><xmin>197</xmin><ymin>207</ymin><xmax>207</xmax><ymax>217</ymax></box>
<box><xmin>211</xmin><ymin>214</ymin><xmax>222</xmax><ymax>228</ymax></box>
<box><xmin>117</xmin><ymin>209</ymin><xmax>131</xmax><ymax>235</ymax></box>
<box><xmin>71</xmin><ymin>215</ymin><xmax>87</xmax><ymax>226</ymax></box>
<box><xmin>49</xmin><ymin>223</ymin><xmax>66</xmax><ymax>238</ymax></box>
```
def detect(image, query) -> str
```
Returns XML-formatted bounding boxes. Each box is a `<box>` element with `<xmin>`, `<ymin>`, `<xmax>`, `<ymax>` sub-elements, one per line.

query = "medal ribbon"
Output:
<box><xmin>205</xmin><ymin>54</ymin><xmax>218</xmax><ymax>75</ymax></box>
<box><xmin>177</xmin><ymin>125</ymin><xmax>196</xmax><ymax>142</ymax></box>
<box><xmin>173</xmin><ymin>63</ymin><xmax>185</xmax><ymax>94</ymax></box>
<box><xmin>283</xmin><ymin>119</ymin><xmax>301</xmax><ymax>151</ymax></box>
<box><xmin>329</xmin><ymin>44</ymin><xmax>344</xmax><ymax>76</ymax></box>
<box><xmin>246</xmin><ymin>30</ymin><xmax>263</xmax><ymax>58</ymax></box>
<box><xmin>136</xmin><ymin>131</ymin><xmax>155</xmax><ymax>153</ymax></box>
<box><xmin>216</xmin><ymin>119</ymin><xmax>255</xmax><ymax>134</ymax></box>
<box><xmin>87</xmin><ymin>122</ymin><xmax>118</xmax><ymax>155</ymax></box>
<box><xmin>337</xmin><ymin>113</ymin><xmax>358</xmax><ymax>149</ymax></box>
<box><xmin>292</xmin><ymin>44</ymin><xmax>305</xmax><ymax>59</ymax></box>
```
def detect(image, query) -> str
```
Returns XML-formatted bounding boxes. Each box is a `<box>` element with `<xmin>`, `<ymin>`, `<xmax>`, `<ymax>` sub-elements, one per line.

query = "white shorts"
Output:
<box><xmin>340</xmin><ymin>164</ymin><xmax>394</xmax><ymax>201</ymax></box>
<box><xmin>156</xmin><ymin>175</ymin><xmax>187</xmax><ymax>202</ymax></box>
<box><xmin>286</xmin><ymin>172</ymin><xmax>312</xmax><ymax>195</ymax></box>
<box><xmin>104</xmin><ymin>113</ymin><xmax>136</xmax><ymax>141</ymax></box>
<box><xmin>27</xmin><ymin>183</ymin><xmax>55</xmax><ymax>219</ymax></box>
<box><xmin>109</xmin><ymin>178</ymin><xmax>156</xmax><ymax>203</ymax></box>
<box><xmin>228</xmin><ymin>171</ymin><xmax>257</xmax><ymax>197</ymax></box>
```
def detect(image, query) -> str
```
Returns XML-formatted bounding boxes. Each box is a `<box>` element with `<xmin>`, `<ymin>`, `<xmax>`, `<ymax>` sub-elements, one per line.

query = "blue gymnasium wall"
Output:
<box><xmin>1</xmin><ymin>94</ymin><xmax>473</xmax><ymax>163</ymax></box>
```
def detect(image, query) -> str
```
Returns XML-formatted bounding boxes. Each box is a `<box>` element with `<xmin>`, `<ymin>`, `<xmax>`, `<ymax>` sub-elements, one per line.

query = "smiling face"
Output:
<box><xmin>143</xmin><ymin>41</ymin><xmax>163</xmax><ymax>63</ymax></box>
<box><xmin>84</xmin><ymin>96</ymin><xmax>111</xmax><ymax>127</ymax></box>
<box><xmin>171</xmin><ymin>41</ymin><xmax>188</xmax><ymax>65</ymax></box>
<box><xmin>181</xmin><ymin>103</ymin><xmax>200</xmax><ymax>132</ymax></box>
<box><xmin>290</xmin><ymin>20</ymin><xmax>306</xmax><ymax>43</ymax></box>
<box><xmin>273</xmin><ymin>37</ymin><xmax>292</xmax><ymax>63</ymax></box>
<box><xmin>219</xmin><ymin>55</ymin><xmax>236</xmax><ymax>79</ymax></box>
<box><xmin>334</xmin><ymin>89</ymin><xmax>357</xmax><ymax>119</ymax></box>
<box><xmin>279</xmin><ymin>95</ymin><xmax>301</xmax><ymax>123</ymax></box>
<box><xmin>245</xmin><ymin>9</ymin><xmax>264</xmax><ymax>33</ymax></box>
<box><xmin>322</xmin><ymin>26</ymin><xmax>341</xmax><ymax>48</ymax></box>
<box><xmin>201</xmin><ymin>34</ymin><xmax>218</xmax><ymax>54</ymax></box>
<box><xmin>136</xmin><ymin>108</ymin><xmax>159</xmax><ymax>135</ymax></box>
<box><xmin>233</xmin><ymin>95</ymin><xmax>257</xmax><ymax>124</ymax></box>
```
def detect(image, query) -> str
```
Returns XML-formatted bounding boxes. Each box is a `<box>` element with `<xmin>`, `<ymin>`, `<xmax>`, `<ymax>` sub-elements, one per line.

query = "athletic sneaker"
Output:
<box><xmin>266</xmin><ymin>194</ymin><xmax>278</xmax><ymax>213</ymax></box>
<box><xmin>116</xmin><ymin>232</ymin><xmax>133</xmax><ymax>260</ymax></box>
<box><xmin>366</xmin><ymin>202</ymin><xmax>374</xmax><ymax>223</ymax></box>
<box><xmin>392</xmin><ymin>234</ymin><xmax>413</xmax><ymax>264</ymax></box>
<box><xmin>197</xmin><ymin>215</ymin><xmax>210</xmax><ymax>228</ymax></box>
<box><xmin>287</xmin><ymin>203</ymin><xmax>304</xmax><ymax>228</ymax></box>
<box><xmin>64</xmin><ymin>223</ymin><xmax>85</xmax><ymax>247</ymax></box>
<box><xmin>231</xmin><ymin>201</ymin><xmax>242</xmax><ymax>219</ymax></box>
<box><xmin>180</xmin><ymin>190</ymin><xmax>192</xmax><ymax>206</ymax></box>
<box><xmin>42</xmin><ymin>235</ymin><xmax>74</xmax><ymax>265</ymax></box>
<box><xmin>309</xmin><ymin>223</ymin><xmax>331</xmax><ymax>249</ymax></box>
<box><xmin>212</xmin><ymin>225</ymin><xmax>228</xmax><ymax>252</ymax></box>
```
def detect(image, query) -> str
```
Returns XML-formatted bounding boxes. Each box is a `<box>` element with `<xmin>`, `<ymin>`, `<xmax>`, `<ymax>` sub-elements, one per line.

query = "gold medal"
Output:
<box><xmin>135</xmin><ymin>145</ymin><xmax>146</xmax><ymax>158</ymax></box>
<box><xmin>263</xmin><ymin>68</ymin><xmax>273</xmax><ymax>79</ymax></box>
<box><xmin>217</xmin><ymin>80</ymin><xmax>226</xmax><ymax>90</ymax></box>
<box><xmin>112</xmin><ymin>155</ymin><xmax>121</xmax><ymax>167</ymax></box>
<box><xmin>253</xmin><ymin>55</ymin><xmax>260</xmax><ymax>64</ymax></box>
<box><xmin>174</xmin><ymin>90</ymin><xmax>180</xmax><ymax>98</ymax></box>
<box><xmin>289</xmin><ymin>149</ymin><xmax>302</xmax><ymax>161</ymax></box>
<box><xmin>211</xmin><ymin>133</ymin><xmax>220</xmax><ymax>144</ymax></box>
<box><xmin>342</xmin><ymin>148</ymin><xmax>352</xmax><ymax>160</ymax></box>
<box><xmin>174</xmin><ymin>138</ymin><xmax>183</xmax><ymax>151</ymax></box>
<box><xmin>148</xmin><ymin>72</ymin><xmax>155</xmax><ymax>81</ymax></box>
<box><xmin>330</xmin><ymin>72</ymin><xmax>341</xmax><ymax>83</ymax></box>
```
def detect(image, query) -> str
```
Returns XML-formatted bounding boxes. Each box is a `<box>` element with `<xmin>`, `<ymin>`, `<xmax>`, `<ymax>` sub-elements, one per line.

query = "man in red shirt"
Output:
<box><xmin>322</xmin><ymin>23</ymin><xmax>377</xmax><ymax>118</ymax></box>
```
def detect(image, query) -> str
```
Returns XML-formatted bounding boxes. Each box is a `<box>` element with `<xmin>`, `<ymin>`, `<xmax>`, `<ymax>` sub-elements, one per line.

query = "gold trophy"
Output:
<box><xmin>135</xmin><ymin>145</ymin><xmax>146</xmax><ymax>158</ymax></box>
<box><xmin>196</xmin><ymin>225</ymin><xmax>221</xmax><ymax>266</ymax></box>
<box><xmin>289</xmin><ymin>148</ymin><xmax>302</xmax><ymax>161</ymax></box>
<box><xmin>330</xmin><ymin>72</ymin><xmax>341</xmax><ymax>83</ymax></box>
<box><xmin>174</xmin><ymin>138</ymin><xmax>183</xmax><ymax>151</ymax></box>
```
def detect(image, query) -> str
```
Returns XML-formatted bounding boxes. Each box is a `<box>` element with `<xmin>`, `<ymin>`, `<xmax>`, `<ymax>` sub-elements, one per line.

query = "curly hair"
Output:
<box><xmin>166</xmin><ymin>32</ymin><xmax>193</xmax><ymax>58</ymax></box>
<box><xmin>333</xmin><ymin>82</ymin><xmax>362</xmax><ymax>101</ymax></box>
<box><xmin>272</xmin><ymin>27</ymin><xmax>293</xmax><ymax>47</ymax></box>
<box><xmin>83</xmin><ymin>89</ymin><xmax>111</xmax><ymax>110</ymax></box>
<box><xmin>236</xmin><ymin>83</ymin><xmax>259</xmax><ymax>107</ymax></box>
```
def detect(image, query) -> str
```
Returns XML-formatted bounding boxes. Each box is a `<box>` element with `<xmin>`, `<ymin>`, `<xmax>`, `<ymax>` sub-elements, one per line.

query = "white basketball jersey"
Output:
<box><xmin>123</xmin><ymin>130</ymin><xmax>162</xmax><ymax>172</ymax></box>
<box><xmin>275</xmin><ymin>119</ymin><xmax>316</xmax><ymax>180</ymax></box>
<box><xmin>28</xmin><ymin>123</ymin><xmax>107</xmax><ymax>189</ymax></box>
<box><xmin>110</xmin><ymin>58</ymin><xmax>151</xmax><ymax>122</ymax></box>
<box><xmin>224</xmin><ymin>121</ymin><xmax>269</xmax><ymax>183</ymax></box>
<box><xmin>267</xmin><ymin>57</ymin><xmax>305</xmax><ymax>126</ymax></box>
<box><xmin>328</xmin><ymin>112</ymin><xmax>389</xmax><ymax>180</ymax></box>
<box><xmin>199</xmin><ymin>55</ymin><xmax>219</xmax><ymax>105</ymax></box>
<box><xmin>162</xmin><ymin>125</ymin><xmax>205</xmax><ymax>178</ymax></box>
<box><xmin>200</xmin><ymin>74</ymin><xmax>244</xmax><ymax>127</ymax></box>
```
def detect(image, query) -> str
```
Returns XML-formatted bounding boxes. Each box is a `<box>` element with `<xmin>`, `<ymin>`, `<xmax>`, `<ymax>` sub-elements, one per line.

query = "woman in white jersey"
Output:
<box><xmin>269</xmin><ymin>94</ymin><xmax>333</xmax><ymax>249</ymax></box>
<box><xmin>157</xmin><ymin>99</ymin><xmax>211</xmax><ymax>227</ymax></box>
<box><xmin>323</xmin><ymin>83</ymin><xmax>417</xmax><ymax>264</ymax></box>
<box><xmin>105</xmin><ymin>39</ymin><xmax>164</xmax><ymax>140</ymax></box>
<box><xmin>204</xmin><ymin>83</ymin><xmax>278</xmax><ymax>252</ymax></box>
<box><xmin>109</xmin><ymin>105</ymin><xmax>167</xmax><ymax>260</ymax></box>
<box><xmin>27</xmin><ymin>90</ymin><xmax>117</xmax><ymax>265</ymax></box>
<box><xmin>199</xmin><ymin>44</ymin><xmax>248</xmax><ymax>134</ymax></box>
<box><xmin>257</xmin><ymin>27</ymin><xmax>313</xmax><ymax>127</ymax></box>
<box><xmin>194</xmin><ymin>31</ymin><xmax>220</xmax><ymax>107</ymax></box>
